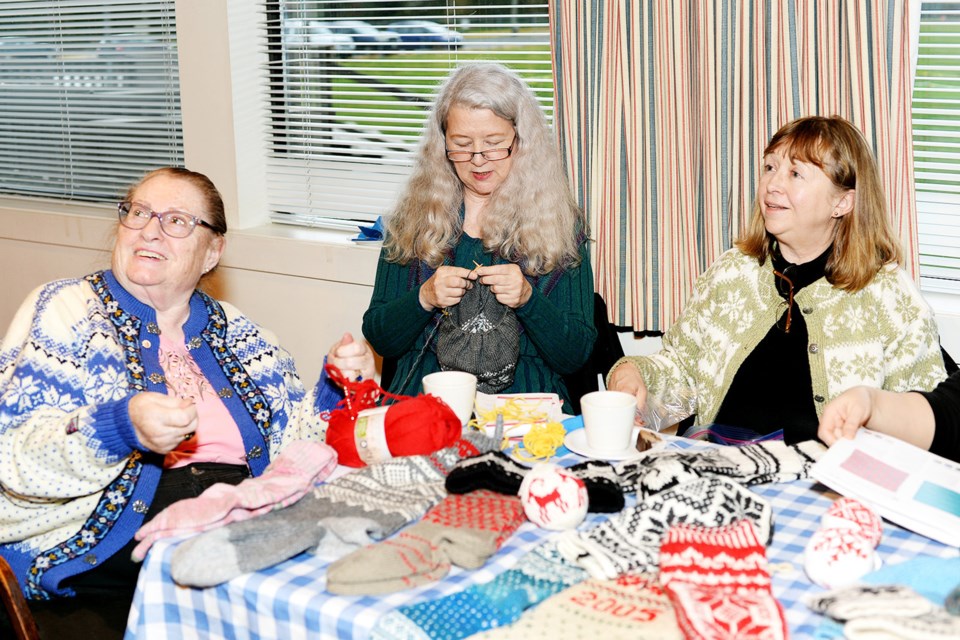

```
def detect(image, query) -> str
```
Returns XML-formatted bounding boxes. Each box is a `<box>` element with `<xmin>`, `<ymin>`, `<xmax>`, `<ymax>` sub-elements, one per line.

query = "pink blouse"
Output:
<box><xmin>159</xmin><ymin>335</ymin><xmax>247</xmax><ymax>469</ymax></box>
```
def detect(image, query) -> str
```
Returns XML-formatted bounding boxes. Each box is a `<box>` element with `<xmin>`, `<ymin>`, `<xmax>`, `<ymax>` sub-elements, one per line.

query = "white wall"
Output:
<box><xmin>0</xmin><ymin>201</ymin><xmax>380</xmax><ymax>385</ymax></box>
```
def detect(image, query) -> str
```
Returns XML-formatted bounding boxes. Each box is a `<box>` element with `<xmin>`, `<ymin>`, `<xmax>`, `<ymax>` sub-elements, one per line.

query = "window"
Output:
<box><xmin>914</xmin><ymin>1</ymin><xmax>960</xmax><ymax>291</ymax></box>
<box><xmin>263</xmin><ymin>0</ymin><xmax>551</xmax><ymax>228</ymax></box>
<box><xmin>0</xmin><ymin>0</ymin><xmax>182</xmax><ymax>202</ymax></box>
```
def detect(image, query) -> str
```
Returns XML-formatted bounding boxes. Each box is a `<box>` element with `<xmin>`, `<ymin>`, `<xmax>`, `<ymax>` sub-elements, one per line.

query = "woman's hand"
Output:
<box><xmin>128</xmin><ymin>392</ymin><xmax>199</xmax><ymax>455</ymax></box>
<box><xmin>419</xmin><ymin>266</ymin><xmax>477</xmax><ymax>311</ymax></box>
<box><xmin>475</xmin><ymin>264</ymin><xmax>532</xmax><ymax>309</ymax></box>
<box><xmin>607</xmin><ymin>362</ymin><xmax>648</xmax><ymax>425</ymax></box>
<box><xmin>817</xmin><ymin>386</ymin><xmax>874</xmax><ymax>446</ymax></box>
<box><xmin>327</xmin><ymin>332</ymin><xmax>376</xmax><ymax>382</ymax></box>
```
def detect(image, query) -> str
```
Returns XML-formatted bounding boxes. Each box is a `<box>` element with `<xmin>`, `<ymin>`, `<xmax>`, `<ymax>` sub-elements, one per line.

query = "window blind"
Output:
<box><xmin>263</xmin><ymin>0</ymin><xmax>551</xmax><ymax>227</ymax></box>
<box><xmin>914</xmin><ymin>1</ymin><xmax>960</xmax><ymax>290</ymax></box>
<box><xmin>0</xmin><ymin>0</ymin><xmax>182</xmax><ymax>202</ymax></box>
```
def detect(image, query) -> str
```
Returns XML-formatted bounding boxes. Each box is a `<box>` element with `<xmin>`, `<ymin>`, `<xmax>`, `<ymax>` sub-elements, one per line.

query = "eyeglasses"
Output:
<box><xmin>773</xmin><ymin>268</ymin><xmax>795</xmax><ymax>333</ymax></box>
<box><xmin>118</xmin><ymin>201</ymin><xmax>218</xmax><ymax>238</ymax></box>
<box><xmin>445</xmin><ymin>138</ymin><xmax>516</xmax><ymax>163</ymax></box>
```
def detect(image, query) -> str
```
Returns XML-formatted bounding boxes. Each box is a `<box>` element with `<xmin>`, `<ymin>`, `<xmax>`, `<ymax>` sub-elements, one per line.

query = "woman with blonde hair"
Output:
<box><xmin>608</xmin><ymin>115</ymin><xmax>946</xmax><ymax>444</ymax></box>
<box><xmin>363</xmin><ymin>63</ymin><xmax>596</xmax><ymax>411</ymax></box>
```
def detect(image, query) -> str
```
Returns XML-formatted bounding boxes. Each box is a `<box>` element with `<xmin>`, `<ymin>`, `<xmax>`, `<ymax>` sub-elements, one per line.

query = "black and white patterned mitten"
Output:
<box><xmin>805</xmin><ymin>584</ymin><xmax>936</xmax><ymax>620</ymax></box>
<box><xmin>844</xmin><ymin>610</ymin><xmax>960</xmax><ymax>639</ymax></box>
<box><xmin>555</xmin><ymin>476</ymin><xmax>772</xmax><ymax>580</ymax></box>
<box><xmin>616</xmin><ymin>440</ymin><xmax>825</xmax><ymax>496</ymax></box>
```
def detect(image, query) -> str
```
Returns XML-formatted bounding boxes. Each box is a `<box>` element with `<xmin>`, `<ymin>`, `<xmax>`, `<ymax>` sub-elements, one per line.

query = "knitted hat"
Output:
<box><xmin>324</xmin><ymin>365</ymin><xmax>462</xmax><ymax>467</ymax></box>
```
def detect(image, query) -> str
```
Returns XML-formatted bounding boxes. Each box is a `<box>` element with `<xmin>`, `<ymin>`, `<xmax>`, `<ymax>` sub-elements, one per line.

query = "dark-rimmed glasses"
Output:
<box><xmin>118</xmin><ymin>201</ymin><xmax>218</xmax><ymax>238</ymax></box>
<box><xmin>773</xmin><ymin>268</ymin><xmax>795</xmax><ymax>333</ymax></box>
<box><xmin>445</xmin><ymin>138</ymin><xmax>516</xmax><ymax>163</ymax></box>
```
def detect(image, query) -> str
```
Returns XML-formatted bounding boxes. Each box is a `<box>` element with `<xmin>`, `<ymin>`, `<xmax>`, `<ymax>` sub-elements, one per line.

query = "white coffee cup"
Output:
<box><xmin>580</xmin><ymin>390</ymin><xmax>638</xmax><ymax>453</ymax></box>
<box><xmin>422</xmin><ymin>371</ymin><xmax>478</xmax><ymax>427</ymax></box>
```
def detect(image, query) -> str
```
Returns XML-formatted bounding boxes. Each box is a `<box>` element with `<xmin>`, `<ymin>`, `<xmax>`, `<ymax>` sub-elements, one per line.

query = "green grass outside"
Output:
<box><xmin>914</xmin><ymin>23</ymin><xmax>960</xmax><ymax>191</ymax></box>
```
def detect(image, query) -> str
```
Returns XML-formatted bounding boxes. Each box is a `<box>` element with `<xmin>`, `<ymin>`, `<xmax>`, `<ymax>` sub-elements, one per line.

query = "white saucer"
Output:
<box><xmin>564</xmin><ymin>428</ymin><xmax>645</xmax><ymax>461</ymax></box>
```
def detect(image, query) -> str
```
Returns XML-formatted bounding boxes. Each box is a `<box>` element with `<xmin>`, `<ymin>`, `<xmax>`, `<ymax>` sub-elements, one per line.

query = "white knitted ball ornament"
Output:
<box><xmin>518</xmin><ymin>463</ymin><xmax>588</xmax><ymax>530</ymax></box>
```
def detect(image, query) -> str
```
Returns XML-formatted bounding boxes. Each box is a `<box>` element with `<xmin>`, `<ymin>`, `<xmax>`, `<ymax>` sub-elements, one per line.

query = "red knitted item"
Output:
<box><xmin>658</xmin><ymin>519</ymin><xmax>787</xmax><ymax>640</ymax></box>
<box><xmin>323</xmin><ymin>364</ymin><xmax>462</xmax><ymax>467</ymax></box>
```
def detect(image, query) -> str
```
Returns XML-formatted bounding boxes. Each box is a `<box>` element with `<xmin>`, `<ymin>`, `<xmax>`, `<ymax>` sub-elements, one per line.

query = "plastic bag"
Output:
<box><xmin>637</xmin><ymin>386</ymin><xmax>697</xmax><ymax>433</ymax></box>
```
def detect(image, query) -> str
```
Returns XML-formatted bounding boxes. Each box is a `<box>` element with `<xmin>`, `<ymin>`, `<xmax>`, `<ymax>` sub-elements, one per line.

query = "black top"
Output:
<box><xmin>712</xmin><ymin>246</ymin><xmax>831</xmax><ymax>444</ymax></box>
<box><xmin>921</xmin><ymin>370</ymin><xmax>960</xmax><ymax>462</ymax></box>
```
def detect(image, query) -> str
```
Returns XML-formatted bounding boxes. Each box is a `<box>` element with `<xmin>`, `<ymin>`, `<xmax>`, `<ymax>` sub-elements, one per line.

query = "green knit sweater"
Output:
<box><xmin>363</xmin><ymin>234</ymin><xmax>596</xmax><ymax>411</ymax></box>
<box><xmin>613</xmin><ymin>249</ymin><xmax>947</xmax><ymax>426</ymax></box>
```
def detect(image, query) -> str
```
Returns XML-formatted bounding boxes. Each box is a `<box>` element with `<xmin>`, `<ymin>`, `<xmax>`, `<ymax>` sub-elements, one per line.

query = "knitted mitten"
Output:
<box><xmin>446</xmin><ymin>451</ymin><xmax>624</xmax><ymax>513</ymax></box>
<box><xmin>444</xmin><ymin>450</ymin><xmax>530</xmax><ymax>495</ymax></box>
<box><xmin>325</xmin><ymin>489</ymin><xmax>526</xmax><ymax>595</ymax></box>
<box><xmin>806</xmin><ymin>583</ymin><xmax>960</xmax><ymax>640</ymax></box>
<box><xmin>467</xmin><ymin>573</ymin><xmax>682</xmax><ymax>640</ymax></box>
<box><xmin>616</xmin><ymin>440</ymin><xmax>825</xmax><ymax>497</ymax></box>
<box><xmin>844</xmin><ymin>610</ymin><xmax>960</xmax><ymax>639</ymax></box>
<box><xmin>555</xmin><ymin>477</ymin><xmax>772</xmax><ymax>580</ymax></box>
<box><xmin>804</xmin><ymin>497</ymin><xmax>883</xmax><ymax>589</ymax></box>
<box><xmin>805</xmin><ymin>584</ymin><xmax>936</xmax><ymax>621</ymax></box>
<box><xmin>170</xmin><ymin>446</ymin><xmax>464</xmax><ymax>587</ymax></box>
<box><xmin>369</xmin><ymin>541</ymin><xmax>588</xmax><ymax>640</ymax></box>
<box><xmin>565</xmin><ymin>459</ymin><xmax>625</xmax><ymax>513</ymax></box>
<box><xmin>659</xmin><ymin>519</ymin><xmax>788</xmax><ymax>640</ymax></box>
<box><xmin>131</xmin><ymin>441</ymin><xmax>338</xmax><ymax>561</ymax></box>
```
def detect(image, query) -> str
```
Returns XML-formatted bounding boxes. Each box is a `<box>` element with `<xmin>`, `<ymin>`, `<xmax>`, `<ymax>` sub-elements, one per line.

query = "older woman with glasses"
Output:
<box><xmin>363</xmin><ymin>63</ymin><xmax>596</xmax><ymax>411</ymax></box>
<box><xmin>608</xmin><ymin>116</ymin><xmax>947</xmax><ymax>445</ymax></box>
<box><xmin>0</xmin><ymin>167</ymin><xmax>373</xmax><ymax>638</ymax></box>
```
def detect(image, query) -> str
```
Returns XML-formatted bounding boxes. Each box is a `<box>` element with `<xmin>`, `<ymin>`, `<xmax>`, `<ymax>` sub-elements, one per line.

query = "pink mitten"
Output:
<box><xmin>804</xmin><ymin>497</ymin><xmax>882</xmax><ymax>589</ymax></box>
<box><xmin>132</xmin><ymin>441</ymin><xmax>337</xmax><ymax>560</ymax></box>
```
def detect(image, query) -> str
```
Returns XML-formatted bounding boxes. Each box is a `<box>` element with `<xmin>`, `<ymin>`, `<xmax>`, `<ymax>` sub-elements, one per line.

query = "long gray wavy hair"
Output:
<box><xmin>383</xmin><ymin>63</ymin><xmax>584</xmax><ymax>275</ymax></box>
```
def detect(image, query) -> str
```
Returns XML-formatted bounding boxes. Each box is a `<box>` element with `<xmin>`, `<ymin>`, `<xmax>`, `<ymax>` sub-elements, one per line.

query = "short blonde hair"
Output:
<box><xmin>737</xmin><ymin>116</ymin><xmax>902</xmax><ymax>292</ymax></box>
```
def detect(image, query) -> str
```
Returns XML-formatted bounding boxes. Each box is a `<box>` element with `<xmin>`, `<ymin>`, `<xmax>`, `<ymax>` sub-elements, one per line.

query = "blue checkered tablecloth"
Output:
<box><xmin>124</xmin><ymin>440</ymin><xmax>959</xmax><ymax>639</ymax></box>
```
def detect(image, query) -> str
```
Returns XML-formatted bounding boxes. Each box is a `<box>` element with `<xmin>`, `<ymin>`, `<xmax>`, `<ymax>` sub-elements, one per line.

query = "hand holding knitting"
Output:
<box><xmin>128</xmin><ymin>392</ymin><xmax>199</xmax><ymax>454</ymax></box>
<box><xmin>326</xmin><ymin>332</ymin><xmax>375</xmax><ymax>382</ymax></box>
<box><xmin>475</xmin><ymin>263</ymin><xmax>532</xmax><ymax>308</ymax></box>
<box><xmin>418</xmin><ymin>265</ymin><xmax>477</xmax><ymax>311</ymax></box>
<box><xmin>607</xmin><ymin>362</ymin><xmax>648</xmax><ymax>425</ymax></box>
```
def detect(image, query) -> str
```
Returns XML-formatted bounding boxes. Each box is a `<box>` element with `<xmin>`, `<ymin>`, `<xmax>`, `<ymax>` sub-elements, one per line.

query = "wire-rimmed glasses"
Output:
<box><xmin>773</xmin><ymin>268</ymin><xmax>795</xmax><ymax>333</ymax></box>
<box><xmin>445</xmin><ymin>138</ymin><xmax>516</xmax><ymax>163</ymax></box>
<box><xmin>118</xmin><ymin>201</ymin><xmax>218</xmax><ymax>238</ymax></box>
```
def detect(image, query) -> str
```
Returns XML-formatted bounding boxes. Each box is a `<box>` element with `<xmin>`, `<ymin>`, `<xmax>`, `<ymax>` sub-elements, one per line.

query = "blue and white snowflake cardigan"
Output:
<box><xmin>0</xmin><ymin>270</ymin><xmax>340</xmax><ymax>599</ymax></box>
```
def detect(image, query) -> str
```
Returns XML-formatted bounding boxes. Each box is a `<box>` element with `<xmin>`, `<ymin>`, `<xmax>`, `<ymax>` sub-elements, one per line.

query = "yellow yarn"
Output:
<box><xmin>514</xmin><ymin>421</ymin><xmax>567</xmax><ymax>462</ymax></box>
<box><xmin>468</xmin><ymin>397</ymin><xmax>566</xmax><ymax>459</ymax></box>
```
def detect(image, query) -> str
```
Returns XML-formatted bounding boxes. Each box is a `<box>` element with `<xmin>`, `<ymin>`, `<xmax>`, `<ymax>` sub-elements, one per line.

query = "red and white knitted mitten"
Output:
<box><xmin>659</xmin><ymin>518</ymin><xmax>787</xmax><ymax>640</ymax></box>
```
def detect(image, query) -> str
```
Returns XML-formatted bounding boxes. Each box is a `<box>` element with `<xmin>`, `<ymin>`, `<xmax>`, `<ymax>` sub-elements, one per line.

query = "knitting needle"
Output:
<box><xmin>494</xmin><ymin>411</ymin><xmax>505</xmax><ymax>450</ymax></box>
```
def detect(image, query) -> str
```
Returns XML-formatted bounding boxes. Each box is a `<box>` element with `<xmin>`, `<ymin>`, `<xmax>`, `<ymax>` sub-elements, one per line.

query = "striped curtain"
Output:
<box><xmin>551</xmin><ymin>1</ymin><xmax>918</xmax><ymax>329</ymax></box>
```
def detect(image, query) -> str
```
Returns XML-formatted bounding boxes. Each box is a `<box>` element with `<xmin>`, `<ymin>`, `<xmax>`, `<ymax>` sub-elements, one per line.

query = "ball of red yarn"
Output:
<box><xmin>325</xmin><ymin>394</ymin><xmax>462</xmax><ymax>468</ymax></box>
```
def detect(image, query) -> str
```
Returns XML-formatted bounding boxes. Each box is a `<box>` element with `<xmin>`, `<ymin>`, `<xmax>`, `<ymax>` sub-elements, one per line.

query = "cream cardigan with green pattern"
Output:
<box><xmin>613</xmin><ymin>249</ymin><xmax>947</xmax><ymax>426</ymax></box>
